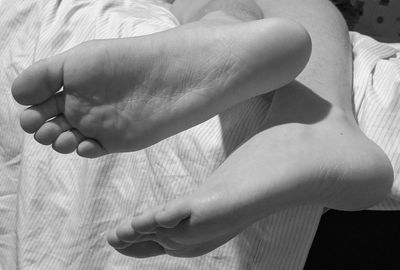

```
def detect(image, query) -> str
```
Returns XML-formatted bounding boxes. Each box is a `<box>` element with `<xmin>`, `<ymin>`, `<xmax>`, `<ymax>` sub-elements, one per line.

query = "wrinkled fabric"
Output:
<box><xmin>0</xmin><ymin>1</ymin><xmax>399</xmax><ymax>269</ymax></box>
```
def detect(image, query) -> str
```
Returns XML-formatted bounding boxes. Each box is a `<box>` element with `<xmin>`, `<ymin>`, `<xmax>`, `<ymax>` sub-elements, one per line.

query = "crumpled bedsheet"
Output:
<box><xmin>0</xmin><ymin>0</ymin><xmax>399</xmax><ymax>269</ymax></box>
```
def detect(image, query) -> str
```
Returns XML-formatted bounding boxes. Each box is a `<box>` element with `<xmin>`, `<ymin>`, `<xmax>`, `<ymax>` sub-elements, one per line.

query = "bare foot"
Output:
<box><xmin>11</xmin><ymin>18</ymin><xmax>310</xmax><ymax>158</ymax></box>
<box><xmin>107</xmin><ymin>120</ymin><xmax>393</xmax><ymax>257</ymax></box>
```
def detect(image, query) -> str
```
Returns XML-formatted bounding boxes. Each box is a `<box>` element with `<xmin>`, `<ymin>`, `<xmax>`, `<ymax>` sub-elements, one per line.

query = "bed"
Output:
<box><xmin>0</xmin><ymin>0</ymin><xmax>399</xmax><ymax>269</ymax></box>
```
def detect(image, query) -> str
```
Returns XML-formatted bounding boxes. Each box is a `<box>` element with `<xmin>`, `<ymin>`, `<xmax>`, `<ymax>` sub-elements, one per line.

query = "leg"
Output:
<box><xmin>108</xmin><ymin>0</ymin><xmax>393</xmax><ymax>258</ymax></box>
<box><xmin>11</xmin><ymin>5</ymin><xmax>310</xmax><ymax>158</ymax></box>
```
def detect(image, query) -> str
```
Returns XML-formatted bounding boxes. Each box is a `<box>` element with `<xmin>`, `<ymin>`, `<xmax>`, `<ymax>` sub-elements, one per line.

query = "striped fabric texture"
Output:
<box><xmin>0</xmin><ymin>1</ymin><xmax>399</xmax><ymax>269</ymax></box>
<box><xmin>351</xmin><ymin>33</ymin><xmax>400</xmax><ymax>209</ymax></box>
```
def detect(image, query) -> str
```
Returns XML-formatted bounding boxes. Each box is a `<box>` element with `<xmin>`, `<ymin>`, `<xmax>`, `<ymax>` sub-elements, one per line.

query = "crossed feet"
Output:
<box><xmin>11</xmin><ymin>16</ymin><xmax>393</xmax><ymax>258</ymax></box>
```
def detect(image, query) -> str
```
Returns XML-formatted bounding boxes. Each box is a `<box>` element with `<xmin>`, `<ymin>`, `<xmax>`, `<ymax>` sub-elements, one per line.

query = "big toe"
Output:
<box><xmin>113</xmin><ymin>241</ymin><xmax>166</xmax><ymax>258</ymax></box>
<box><xmin>12</xmin><ymin>54</ymin><xmax>65</xmax><ymax>106</ymax></box>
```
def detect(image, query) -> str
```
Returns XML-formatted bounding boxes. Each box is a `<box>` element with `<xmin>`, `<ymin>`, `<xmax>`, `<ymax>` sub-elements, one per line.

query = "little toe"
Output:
<box><xmin>34</xmin><ymin>115</ymin><xmax>71</xmax><ymax>145</ymax></box>
<box><xmin>77</xmin><ymin>139</ymin><xmax>108</xmax><ymax>158</ymax></box>
<box><xmin>52</xmin><ymin>129</ymin><xmax>85</xmax><ymax>154</ymax></box>
<box><xmin>12</xmin><ymin>55</ymin><xmax>65</xmax><ymax>105</ymax></box>
<box><xmin>155</xmin><ymin>200</ymin><xmax>191</xmax><ymax>228</ymax></box>
<box><xmin>20</xmin><ymin>93</ymin><xmax>65</xmax><ymax>134</ymax></box>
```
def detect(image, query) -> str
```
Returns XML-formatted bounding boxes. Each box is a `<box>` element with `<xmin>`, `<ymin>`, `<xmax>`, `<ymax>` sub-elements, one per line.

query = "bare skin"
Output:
<box><xmin>11</xmin><ymin>15</ymin><xmax>310</xmax><ymax>158</ymax></box>
<box><xmin>11</xmin><ymin>0</ymin><xmax>393</xmax><ymax>259</ymax></box>
<box><xmin>108</xmin><ymin>121</ymin><xmax>392</xmax><ymax>258</ymax></box>
<box><xmin>105</xmin><ymin>0</ymin><xmax>393</xmax><ymax>258</ymax></box>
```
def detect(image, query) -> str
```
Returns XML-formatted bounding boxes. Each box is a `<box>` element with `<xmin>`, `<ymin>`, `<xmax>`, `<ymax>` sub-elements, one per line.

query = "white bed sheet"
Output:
<box><xmin>0</xmin><ymin>1</ymin><xmax>399</xmax><ymax>269</ymax></box>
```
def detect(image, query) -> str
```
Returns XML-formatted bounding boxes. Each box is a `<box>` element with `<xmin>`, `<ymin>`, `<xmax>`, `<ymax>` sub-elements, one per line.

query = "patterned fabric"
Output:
<box><xmin>331</xmin><ymin>0</ymin><xmax>364</xmax><ymax>29</ymax></box>
<box><xmin>331</xmin><ymin>0</ymin><xmax>400</xmax><ymax>42</ymax></box>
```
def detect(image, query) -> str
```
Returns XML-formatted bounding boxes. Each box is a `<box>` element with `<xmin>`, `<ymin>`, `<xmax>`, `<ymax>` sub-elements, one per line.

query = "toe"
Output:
<box><xmin>20</xmin><ymin>93</ymin><xmax>65</xmax><ymax>134</ymax></box>
<box><xmin>34</xmin><ymin>115</ymin><xmax>72</xmax><ymax>145</ymax></box>
<box><xmin>77</xmin><ymin>139</ymin><xmax>108</xmax><ymax>158</ymax></box>
<box><xmin>115</xmin><ymin>220</ymin><xmax>140</xmax><ymax>243</ymax></box>
<box><xmin>52</xmin><ymin>129</ymin><xmax>85</xmax><ymax>154</ymax></box>
<box><xmin>106</xmin><ymin>229</ymin><xmax>131</xmax><ymax>249</ymax></box>
<box><xmin>12</xmin><ymin>55</ymin><xmax>65</xmax><ymax>106</ymax></box>
<box><xmin>131</xmin><ymin>208</ymin><xmax>162</xmax><ymax>234</ymax></box>
<box><xmin>113</xmin><ymin>241</ymin><xmax>166</xmax><ymax>258</ymax></box>
<box><xmin>155</xmin><ymin>200</ymin><xmax>191</xmax><ymax>228</ymax></box>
